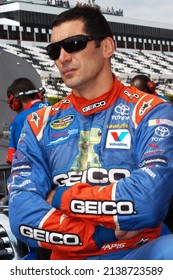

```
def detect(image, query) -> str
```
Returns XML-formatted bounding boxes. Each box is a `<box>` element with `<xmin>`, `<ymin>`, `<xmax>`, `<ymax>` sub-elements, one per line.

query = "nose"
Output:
<box><xmin>58</xmin><ymin>47</ymin><xmax>72</xmax><ymax>63</ymax></box>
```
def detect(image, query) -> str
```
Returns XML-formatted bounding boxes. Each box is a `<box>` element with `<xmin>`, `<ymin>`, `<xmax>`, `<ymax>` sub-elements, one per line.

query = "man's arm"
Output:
<box><xmin>7</xmin><ymin>118</ymin><xmax>117</xmax><ymax>256</ymax></box>
<box><xmin>50</xmin><ymin>102</ymin><xmax>173</xmax><ymax>231</ymax></box>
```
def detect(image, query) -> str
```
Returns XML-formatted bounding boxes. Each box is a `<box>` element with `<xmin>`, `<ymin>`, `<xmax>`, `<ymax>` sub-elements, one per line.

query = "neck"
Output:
<box><xmin>73</xmin><ymin>70</ymin><xmax>114</xmax><ymax>100</ymax></box>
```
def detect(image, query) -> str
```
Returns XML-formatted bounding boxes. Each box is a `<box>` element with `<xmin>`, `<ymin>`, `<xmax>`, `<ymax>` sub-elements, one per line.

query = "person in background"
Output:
<box><xmin>131</xmin><ymin>74</ymin><xmax>168</xmax><ymax>100</ymax></box>
<box><xmin>6</xmin><ymin>77</ymin><xmax>50</xmax><ymax>165</ymax></box>
<box><xmin>6</xmin><ymin>77</ymin><xmax>51</xmax><ymax>260</ymax></box>
<box><xmin>7</xmin><ymin>6</ymin><xmax>173</xmax><ymax>260</ymax></box>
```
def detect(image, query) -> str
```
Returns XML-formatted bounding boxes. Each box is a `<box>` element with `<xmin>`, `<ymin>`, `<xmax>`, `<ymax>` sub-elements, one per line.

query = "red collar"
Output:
<box><xmin>23</xmin><ymin>99</ymin><xmax>41</xmax><ymax>110</ymax></box>
<box><xmin>70</xmin><ymin>75</ymin><xmax>124</xmax><ymax>115</ymax></box>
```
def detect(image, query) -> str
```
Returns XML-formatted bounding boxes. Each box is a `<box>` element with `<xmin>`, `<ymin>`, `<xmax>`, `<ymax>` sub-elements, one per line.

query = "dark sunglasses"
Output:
<box><xmin>46</xmin><ymin>34</ymin><xmax>105</xmax><ymax>60</ymax></box>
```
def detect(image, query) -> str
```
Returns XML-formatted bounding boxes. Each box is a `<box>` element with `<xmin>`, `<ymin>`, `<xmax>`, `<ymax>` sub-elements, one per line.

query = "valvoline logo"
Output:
<box><xmin>106</xmin><ymin>129</ymin><xmax>131</xmax><ymax>149</ymax></box>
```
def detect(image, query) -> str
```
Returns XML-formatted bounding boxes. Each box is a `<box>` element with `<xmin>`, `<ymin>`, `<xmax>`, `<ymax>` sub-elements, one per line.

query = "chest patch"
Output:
<box><xmin>106</xmin><ymin>129</ymin><xmax>131</xmax><ymax>149</ymax></box>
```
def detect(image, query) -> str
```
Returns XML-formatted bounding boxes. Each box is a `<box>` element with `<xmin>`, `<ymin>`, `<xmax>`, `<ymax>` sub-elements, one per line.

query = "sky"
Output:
<box><xmin>70</xmin><ymin>0</ymin><xmax>173</xmax><ymax>25</ymax></box>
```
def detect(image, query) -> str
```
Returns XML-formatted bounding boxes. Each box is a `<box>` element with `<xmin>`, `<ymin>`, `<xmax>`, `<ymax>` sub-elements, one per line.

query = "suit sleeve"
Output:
<box><xmin>52</xmin><ymin>102</ymin><xmax>173</xmax><ymax>231</ymax></box>
<box><xmin>6</xmin><ymin>120</ymin><xmax>18</xmax><ymax>164</ymax></box>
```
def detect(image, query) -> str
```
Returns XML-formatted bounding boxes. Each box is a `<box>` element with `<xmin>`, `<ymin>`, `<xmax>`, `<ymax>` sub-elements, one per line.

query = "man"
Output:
<box><xmin>7</xmin><ymin>6</ymin><xmax>173</xmax><ymax>260</ymax></box>
<box><xmin>6</xmin><ymin>77</ymin><xmax>50</xmax><ymax>165</ymax></box>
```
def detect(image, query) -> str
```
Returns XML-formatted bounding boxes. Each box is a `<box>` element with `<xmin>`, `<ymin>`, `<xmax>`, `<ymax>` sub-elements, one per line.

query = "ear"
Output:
<box><xmin>102</xmin><ymin>37</ymin><xmax>115</xmax><ymax>58</ymax></box>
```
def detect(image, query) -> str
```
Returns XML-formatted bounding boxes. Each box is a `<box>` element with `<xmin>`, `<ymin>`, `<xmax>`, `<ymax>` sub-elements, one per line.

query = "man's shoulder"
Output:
<box><xmin>122</xmin><ymin>86</ymin><xmax>170</xmax><ymax>126</ymax></box>
<box><xmin>34</xmin><ymin>101</ymin><xmax>51</xmax><ymax>109</ymax></box>
<box><xmin>26</xmin><ymin>105</ymin><xmax>52</xmax><ymax>138</ymax></box>
<box><xmin>25</xmin><ymin>97</ymin><xmax>71</xmax><ymax>138</ymax></box>
<box><xmin>12</xmin><ymin>109</ymin><xmax>30</xmax><ymax>124</ymax></box>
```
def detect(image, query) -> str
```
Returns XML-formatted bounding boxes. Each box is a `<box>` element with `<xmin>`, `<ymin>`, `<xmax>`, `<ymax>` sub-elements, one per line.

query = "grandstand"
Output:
<box><xmin>0</xmin><ymin>0</ymin><xmax>173</xmax><ymax>98</ymax></box>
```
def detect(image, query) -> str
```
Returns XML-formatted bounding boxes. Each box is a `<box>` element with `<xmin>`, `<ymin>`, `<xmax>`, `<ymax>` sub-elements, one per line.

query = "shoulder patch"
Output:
<box><xmin>27</xmin><ymin>106</ymin><xmax>51</xmax><ymax>139</ymax></box>
<box><xmin>132</xmin><ymin>94</ymin><xmax>165</xmax><ymax>127</ymax></box>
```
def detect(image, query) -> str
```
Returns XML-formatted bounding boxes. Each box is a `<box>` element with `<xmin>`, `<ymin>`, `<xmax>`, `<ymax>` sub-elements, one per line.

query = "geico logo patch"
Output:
<box><xmin>53</xmin><ymin>167</ymin><xmax>130</xmax><ymax>186</ymax></box>
<box><xmin>82</xmin><ymin>100</ymin><xmax>106</xmax><ymax>112</ymax></box>
<box><xmin>70</xmin><ymin>200</ymin><xmax>136</xmax><ymax>215</ymax></box>
<box><xmin>20</xmin><ymin>225</ymin><xmax>82</xmax><ymax>246</ymax></box>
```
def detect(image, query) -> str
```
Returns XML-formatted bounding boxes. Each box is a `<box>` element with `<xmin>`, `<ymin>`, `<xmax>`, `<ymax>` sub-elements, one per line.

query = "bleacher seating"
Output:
<box><xmin>0</xmin><ymin>42</ymin><xmax>173</xmax><ymax>96</ymax></box>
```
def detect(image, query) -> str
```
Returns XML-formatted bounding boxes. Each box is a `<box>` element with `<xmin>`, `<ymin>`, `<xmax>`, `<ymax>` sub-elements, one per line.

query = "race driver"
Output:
<box><xmin>7</xmin><ymin>6</ymin><xmax>173</xmax><ymax>260</ymax></box>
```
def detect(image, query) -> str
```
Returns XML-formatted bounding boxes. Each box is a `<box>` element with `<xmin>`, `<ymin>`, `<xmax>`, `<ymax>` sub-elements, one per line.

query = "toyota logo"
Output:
<box><xmin>115</xmin><ymin>103</ymin><xmax>130</xmax><ymax>115</ymax></box>
<box><xmin>155</xmin><ymin>126</ymin><xmax>170</xmax><ymax>137</ymax></box>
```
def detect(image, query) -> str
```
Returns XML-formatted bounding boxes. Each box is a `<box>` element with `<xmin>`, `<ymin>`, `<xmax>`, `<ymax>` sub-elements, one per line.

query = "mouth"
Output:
<box><xmin>62</xmin><ymin>68</ymin><xmax>76</xmax><ymax>77</ymax></box>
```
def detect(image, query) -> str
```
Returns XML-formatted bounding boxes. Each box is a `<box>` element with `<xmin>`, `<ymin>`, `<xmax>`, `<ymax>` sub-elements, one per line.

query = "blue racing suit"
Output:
<box><xmin>7</xmin><ymin>75</ymin><xmax>173</xmax><ymax>259</ymax></box>
<box><xmin>6</xmin><ymin>99</ymin><xmax>50</xmax><ymax>164</ymax></box>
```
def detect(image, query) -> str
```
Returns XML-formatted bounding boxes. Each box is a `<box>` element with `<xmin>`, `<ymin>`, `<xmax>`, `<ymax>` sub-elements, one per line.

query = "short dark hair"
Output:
<box><xmin>7</xmin><ymin>78</ymin><xmax>38</xmax><ymax>101</ymax></box>
<box><xmin>51</xmin><ymin>5</ymin><xmax>113</xmax><ymax>39</ymax></box>
<box><xmin>131</xmin><ymin>74</ymin><xmax>151</xmax><ymax>92</ymax></box>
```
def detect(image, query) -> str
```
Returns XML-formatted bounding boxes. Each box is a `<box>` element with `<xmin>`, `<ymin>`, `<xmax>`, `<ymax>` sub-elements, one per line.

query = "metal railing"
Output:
<box><xmin>0</xmin><ymin>164</ymin><xmax>11</xmax><ymax>199</ymax></box>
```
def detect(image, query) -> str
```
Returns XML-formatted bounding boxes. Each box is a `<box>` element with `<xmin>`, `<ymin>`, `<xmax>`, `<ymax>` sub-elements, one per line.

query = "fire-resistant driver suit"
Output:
<box><xmin>7</xmin><ymin>75</ymin><xmax>173</xmax><ymax>259</ymax></box>
<box><xmin>6</xmin><ymin>99</ymin><xmax>50</xmax><ymax>165</ymax></box>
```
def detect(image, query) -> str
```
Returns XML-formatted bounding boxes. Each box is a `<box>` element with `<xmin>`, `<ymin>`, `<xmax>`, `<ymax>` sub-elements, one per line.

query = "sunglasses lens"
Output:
<box><xmin>47</xmin><ymin>43</ymin><xmax>60</xmax><ymax>60</ymax></box>
<box><xmin>63</xmin><ymin>38</ymin><xmax>87</xmax><ymax>53</ymax></box>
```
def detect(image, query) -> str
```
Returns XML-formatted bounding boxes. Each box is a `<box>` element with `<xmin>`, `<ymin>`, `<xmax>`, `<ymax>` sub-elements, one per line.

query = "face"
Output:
<box><xmin>50</xmin><ymin>20</ymin><xmax>112</xmax><ymax>96</ymax></box>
